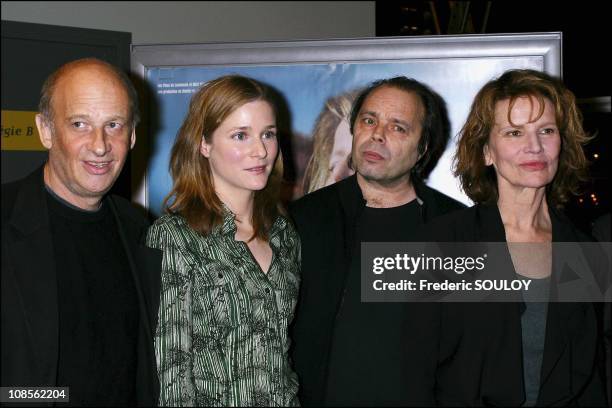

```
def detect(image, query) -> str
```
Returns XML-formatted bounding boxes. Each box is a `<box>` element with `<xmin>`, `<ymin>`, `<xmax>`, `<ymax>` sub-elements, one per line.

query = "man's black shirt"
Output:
<box><xmin>47</xmin><ymin>189</ymin><xmax>139</xmax><ymax>406</ymax></box>
<box><xmin>325</xmin><ymin>200</ymin><xmax>426</xmax><ymax>406</ymax></box>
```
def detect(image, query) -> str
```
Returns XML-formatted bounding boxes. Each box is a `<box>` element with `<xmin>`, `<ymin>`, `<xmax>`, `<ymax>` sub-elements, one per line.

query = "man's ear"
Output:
<box><xmin>200</xmin><ymin>136</ymin><xmax>211</xmax><ymax>158</ymax></box>
<box><xmin>35</xmin><ymin>114</ymin><xmax>53</xmax><ymax>149</ymax></box>
<box><xmin>130</xmin><ymin>128</ymin><xmax>136</xmax><ymax>149</ymax></box>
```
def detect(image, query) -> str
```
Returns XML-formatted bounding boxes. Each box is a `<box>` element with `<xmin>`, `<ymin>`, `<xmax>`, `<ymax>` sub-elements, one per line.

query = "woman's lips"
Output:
<box><xmin>519</xmin><ymin>161</ymin><xmax>547</xmax><ymax>171</ymax></box>
<box><xmin>245</xmin><ymin>165</ymin><xmax>266</xmax><ymax>174</ymax></box>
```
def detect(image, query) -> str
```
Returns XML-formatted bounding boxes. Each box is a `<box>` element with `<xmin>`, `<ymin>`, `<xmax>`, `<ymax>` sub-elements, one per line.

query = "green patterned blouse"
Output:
<box><xmin>146</xmin><ymin>211</ymin><xmax>301</xmax><ymax>407</ymax></box>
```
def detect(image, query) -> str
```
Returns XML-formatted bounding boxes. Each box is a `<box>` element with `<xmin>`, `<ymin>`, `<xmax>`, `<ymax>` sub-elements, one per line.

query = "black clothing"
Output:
<box><xmin>592</xmin><ymin>213</ymin><xmax>611</xmax><ymax>242</ymax></box>
<box><xmin>592</xmin><ymin>213</ymin><xmax>612</xmax><ymax>408</ymax></box>
<box><xmin>289</xmin><ymin>174</ymin><xmax>464</xmax><ymax>406</ymax></box>
<box><xmin>1</xmin><ymin>166</ymin><xmax>162</xmax><ymax>406</ymax></box>
<box><xmin>47</xmin><ymin>190</ymin><xmax>139</xmax><ymax>406</ymax></box>
<box><xmin>428</xmin><ymin>203</ymin><xmax>609</xmax><ymax>406</ymax></box>
<box><xmin>325</xmin><ymin>201</ymin><xmax>424</xmax><ymax>406</ymax></box>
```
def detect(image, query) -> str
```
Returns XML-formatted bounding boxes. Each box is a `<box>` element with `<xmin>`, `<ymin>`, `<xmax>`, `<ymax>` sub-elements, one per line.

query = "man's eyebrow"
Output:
<box><xmin>359</xmin><ymin>110</ymin><xmax>378</xmax><ymax>117</ymax></box>
<box><xmin>66</xmin><ymin>114</ymin><xmax>91</xmax><ymax>121</ymax></box>
<box><xmin>66</xmin><ymin>114</ymin><xmax>128</xmax><ymax>122</ymax></box>
<box><xmin>391</xmin><ymin>118</ymin><xmax>412</xmax><ymax>128</ymax></box>
<box><xmin>360</xmin><ymin>111</ymin><xmax>412</xmax><ymax>128</ymax></box>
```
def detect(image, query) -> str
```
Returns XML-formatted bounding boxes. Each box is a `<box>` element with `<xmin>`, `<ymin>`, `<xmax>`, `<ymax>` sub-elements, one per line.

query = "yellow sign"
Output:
<box><xmin>1</xmin><ymin>110</ymin><xmax>45</xmax><ymax>151</ymax></box>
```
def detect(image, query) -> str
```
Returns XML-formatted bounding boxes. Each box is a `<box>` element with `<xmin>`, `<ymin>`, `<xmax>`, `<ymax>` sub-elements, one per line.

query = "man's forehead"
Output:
<box><xmin>52</xmin><ymin>66</ymin><xmax>129</xmax><ymax>113</ymax></box>
<box><xmin>361</xmin><ymin>86</ymin><xmax>423</xmax><ymax>118</ymax></box>
<box><xmin>58</xmin><ymin>66</ymin><xmax>123</xmax><ymax>91</ymax></box>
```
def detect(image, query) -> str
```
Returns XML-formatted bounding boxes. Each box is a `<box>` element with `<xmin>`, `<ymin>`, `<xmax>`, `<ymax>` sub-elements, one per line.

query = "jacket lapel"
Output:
<box><xmin>7</xmin><ymin>167</ymin><xmax>58</xmax><ymax>385</ymax></box>
<box><xmin>334</xmin><ymin>175</ymin><xmax>366</xmax><ymax>308</ymax></box>
<box><xmin>537</xmin><ymin>208</ymin><xmax>585</xmax><ymax>403</ymax></box>
<box><xmin>107</xmin><ymin>197</ymin><xmax>160</xmax><ymax>405</ymax></box>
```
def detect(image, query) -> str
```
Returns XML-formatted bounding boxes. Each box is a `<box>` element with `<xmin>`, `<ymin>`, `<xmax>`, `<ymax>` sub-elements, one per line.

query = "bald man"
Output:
<box><xmin>1</xmin><ymin>59</ymin><xmax>161</xmax><ymax>406</ymax></box>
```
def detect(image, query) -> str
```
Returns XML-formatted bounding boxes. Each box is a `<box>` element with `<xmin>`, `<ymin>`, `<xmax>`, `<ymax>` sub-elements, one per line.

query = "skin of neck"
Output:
<box><xmin>44</xmin><ymin>164</ymin><xmax>102</xmax><ymax>211</ymax></box>
<box><xmin>497</xmin><ymin>185</ymin><xmax>551</xmax><ymax>233</ymax></box>
<box><xmin>356</xmin><ymin>172</ymin><xmax>417</xmax><ymax>208</ymax></box>
<box><xmin>215</xmin><ymin>188</ymin><xmax>255</xmax><ymax>230</ymax></box>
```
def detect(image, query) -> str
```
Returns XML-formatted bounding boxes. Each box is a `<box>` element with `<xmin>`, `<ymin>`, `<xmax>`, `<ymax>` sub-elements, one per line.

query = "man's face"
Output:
<box><xmin>351</xmin><ymin>86</ymin><xmax>424</xmax><ymax>186</ymax></box>
<box><xmin>36</xmin><ymin>63</ymin><xmax>135</xmax><ymax>210</ymax></box>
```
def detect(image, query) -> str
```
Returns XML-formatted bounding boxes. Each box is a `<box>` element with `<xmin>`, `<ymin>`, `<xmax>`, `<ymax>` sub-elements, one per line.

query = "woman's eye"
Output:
<box><xmin>506</xmin><ymin>130</ymin><xmax>521</xmax><ymax>137</ymax></box>
<box><xmin>263</xmin><ymin>130</ymin><xmax>277</xmax><ymax>139</ymax></box>
<box><xmin>232</xmin><ymin>132</ymin><xmax>247</xmax><ymax>140</ymax></box>
<box><xmin>541</xmin><ymin>128</ymin><xmax>557</xmax><ymax>135</ymax></box>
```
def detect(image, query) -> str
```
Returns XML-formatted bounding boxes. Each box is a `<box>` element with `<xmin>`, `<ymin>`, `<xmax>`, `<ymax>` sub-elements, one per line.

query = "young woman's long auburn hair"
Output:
<box><xmin>163</xmin><ymin>75</ymin><xmax>285</xmax><ymax>241</ymax></box>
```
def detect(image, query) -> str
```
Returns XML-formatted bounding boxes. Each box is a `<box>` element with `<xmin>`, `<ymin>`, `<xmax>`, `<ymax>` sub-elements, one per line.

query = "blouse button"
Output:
<box><xmin>218</xmin><ymin>272</ymin><xmax>223</xmax><ymax>279</ymax></box>
<box><xmin>265</xmin><ymin>287</ymin><xmax>271</xmax><ymax>294</ymax></box>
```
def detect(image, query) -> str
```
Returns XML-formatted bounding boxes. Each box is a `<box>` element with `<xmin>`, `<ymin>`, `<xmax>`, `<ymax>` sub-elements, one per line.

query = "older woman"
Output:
<box><xmin>147</xmin><ymin>75</ymin><xmax>300</xmax><ymax>406</ymax></box>
<box><xmin>431</xmin><ymin>69</ymin><xmax>607</xmax><ymax>406</ymax></box>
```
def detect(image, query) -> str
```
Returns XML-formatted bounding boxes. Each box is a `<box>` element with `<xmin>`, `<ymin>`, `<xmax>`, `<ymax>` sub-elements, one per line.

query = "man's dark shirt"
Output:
<box><xmin>47</xmin><ymin>189</ymin><xmax>139</xmax><ymax>406</ymax></box>
<box><xmin>289</xmin><ymin>175</ymin><xmax>465</xmax><ymax>406</ymax></box>
<box><xmin>325</xmin><ymin>200</ymin><xmax>424</xmax><ymax>406</ymax></box>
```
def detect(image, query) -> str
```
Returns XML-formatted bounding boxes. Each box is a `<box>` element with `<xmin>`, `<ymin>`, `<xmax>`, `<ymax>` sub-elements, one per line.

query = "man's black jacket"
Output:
<box><xmin>289</xmin><ymin>174</ymin><xmax>464</xmax><ymax>406</ymax></box>
<box><xmin>1</xmin><ymin>167</ymin><xmax>161</xmax><ymax>406</ymax></box>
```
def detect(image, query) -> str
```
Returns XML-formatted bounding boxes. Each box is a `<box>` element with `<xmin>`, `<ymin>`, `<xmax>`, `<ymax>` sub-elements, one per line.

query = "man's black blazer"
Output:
<box><xmin>1</xmin><ymin>167</ymin><xmax>162</xmax><ymax>406</ymax></box>
<box><xmin>289</xmin><ymin>174</ymin><xmax>465</xmax><ymax>406</ymax></box>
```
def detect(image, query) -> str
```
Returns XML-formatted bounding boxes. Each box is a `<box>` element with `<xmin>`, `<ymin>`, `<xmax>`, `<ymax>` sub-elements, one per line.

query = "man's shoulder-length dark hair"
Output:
<box><xmin>454</xmin><ymin>69</ymin><xmax>590</xmax><ymax>207</ymax></box>
<box><xmin>349</xmin><ymin>76</ymin><xmax>451</xmax><ymax>180</ymax></box>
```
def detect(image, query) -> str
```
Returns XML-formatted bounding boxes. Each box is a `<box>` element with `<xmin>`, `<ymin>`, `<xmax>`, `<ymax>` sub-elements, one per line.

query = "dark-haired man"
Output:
<box><xmin>290</xmin><ymin>77</ymin><xmax>464</xmax><ymax>406</ymax></box>
<box><xmin>1</xmin><ymin>58</ymin><xmax>161</xmax><ymax>405</ymax></box>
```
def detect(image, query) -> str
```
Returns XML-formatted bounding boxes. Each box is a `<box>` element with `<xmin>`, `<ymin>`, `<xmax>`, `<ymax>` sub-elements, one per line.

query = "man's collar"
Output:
<box><xmin>336</xmin><ymin>173</ymin><xmax>426</xmax><ymax>220</ymax></box>
<box><xmin>44</xmin><ymin>183</ymin><xmax>103</xmax><ymax>213</ymax></box>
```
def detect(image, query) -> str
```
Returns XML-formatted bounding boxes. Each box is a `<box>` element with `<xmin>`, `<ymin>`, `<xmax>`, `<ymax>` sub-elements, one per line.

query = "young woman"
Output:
<box><xmin>147</xmin><ymin>75</ymin><xmax>300</xmax><ymax>406</ymax></box>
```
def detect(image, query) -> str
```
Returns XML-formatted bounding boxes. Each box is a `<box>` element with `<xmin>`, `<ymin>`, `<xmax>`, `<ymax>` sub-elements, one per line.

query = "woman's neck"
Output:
<box><xmin>497</xmin><ymin>187</ymin><xmax>552</xmax><ymax>240</ymax></box>
<box><xmin>217</xmin><ymin>189</ymin><xmax>255</xmax><ymax>227</ymax></box>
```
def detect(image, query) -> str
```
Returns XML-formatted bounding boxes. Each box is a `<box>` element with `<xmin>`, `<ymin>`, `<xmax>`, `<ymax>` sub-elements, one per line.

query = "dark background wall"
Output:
<box><xmin>376</xmin><ymin>1</ymin><xmax>609</xmax><ymax>97</ymax></box>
